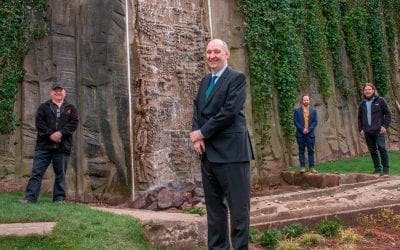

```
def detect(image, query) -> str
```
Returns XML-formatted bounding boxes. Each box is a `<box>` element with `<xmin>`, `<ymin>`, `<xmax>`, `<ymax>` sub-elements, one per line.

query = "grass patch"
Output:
<box><xmin>0</xmin><ymin>193</ymin><xmax>161</xmax><ymax>249</ymax></box>
<box><xmin>284</xmin><ymin>151</ymin><xmax>400</xmax><ymax>175</ymax></box>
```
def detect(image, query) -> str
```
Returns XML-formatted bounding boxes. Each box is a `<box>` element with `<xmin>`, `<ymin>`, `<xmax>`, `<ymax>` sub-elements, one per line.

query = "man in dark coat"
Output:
<box><xmin>19</xmin><ymin>81</ymin><xmax>79</xmax><ymax>203</ymax></box>
<box><xmin>358</xmin><ymin>83</ymin><xmax>391</xmax><ymax>176</ymax></box>
<box><xmin>190</xmin><ymin>39</ymin><xmax>254</xmax><ymax>250</ymax></box>
<box><xmin>293</xmin><ymin>95</ymin><xmax>318</xmax><ymax>173</ymax></box>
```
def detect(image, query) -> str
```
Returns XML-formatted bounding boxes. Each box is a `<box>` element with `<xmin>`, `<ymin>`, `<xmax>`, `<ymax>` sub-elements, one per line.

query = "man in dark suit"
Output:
<box><xmin>293</xmin><ymin>95</ymin><xmax>318</xmax><ymax>173</ymax></box>
<box><xmin>190</xmin><ymin>39</ymin><xmax>254</xmax><ymax>250</ymax></box>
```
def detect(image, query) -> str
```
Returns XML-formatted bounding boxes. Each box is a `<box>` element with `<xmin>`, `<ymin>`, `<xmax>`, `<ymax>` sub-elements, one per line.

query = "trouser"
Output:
<box><xmin>24</xmin><ymin>149</ymin><xmax>70</xmax><ymax>202</ymax></box>
<box><xmin>365</xmin><ymin>133</ymin><xmax>389</xmax><ymax>173</ymax></box>
<box><xmin>201</xmin><ymin>157</ymin><xmax>250</xmax><ymax>250</ymax></box>
<box><xmin>296</xmin><ymin>134</ymin><xmax>316</xmax><ymax>167</ymax></box>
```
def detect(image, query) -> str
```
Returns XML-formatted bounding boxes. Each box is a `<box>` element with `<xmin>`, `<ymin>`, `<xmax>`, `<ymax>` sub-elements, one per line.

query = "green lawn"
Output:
<box><xmin>0</xmin><ymin>193</ymin><xmax>164</xmax><ymax>250</ymax></box>
<box><xmin>285</xmin><ymin>151</ymin><xmax>400</xmax><ymax>175</ymax></box>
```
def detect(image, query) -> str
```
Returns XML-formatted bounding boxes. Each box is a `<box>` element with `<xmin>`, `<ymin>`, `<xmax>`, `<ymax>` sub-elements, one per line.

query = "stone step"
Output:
<box><xmin>0</xmin><ymin>222</ymin><xmax>56</xmax><ymax>236</ymax></box>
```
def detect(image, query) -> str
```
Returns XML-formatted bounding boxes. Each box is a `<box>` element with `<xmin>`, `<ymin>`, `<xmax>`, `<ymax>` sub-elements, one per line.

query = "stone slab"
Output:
<box><xmin>0</xmin><ymin>222</ymin><xmax>56</xmax><ymax>236</ymax></box>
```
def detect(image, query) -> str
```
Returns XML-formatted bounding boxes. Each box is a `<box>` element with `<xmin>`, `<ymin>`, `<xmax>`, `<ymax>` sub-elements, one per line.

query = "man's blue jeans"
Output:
<box><xmin>24</xmin><ymin>149</ymin><xmax>70</xmax><ymax>202</ymax></box>
<box><xmin>296</xmin><ymin>135</ymin><xmax>315</xmax><ymax>168</ymax></box>
<box><xmin>365</xmin><ymin>133</ymin><xmax>389</xmax><ymax>174</ymax></box>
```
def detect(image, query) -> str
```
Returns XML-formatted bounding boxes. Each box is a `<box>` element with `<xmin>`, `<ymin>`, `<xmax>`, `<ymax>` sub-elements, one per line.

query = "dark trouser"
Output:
<box><xmin>296</xmin><ymin>134</ymin><xmax>315</xmax><ymax>168</ymax></box>
<box><xmin>24</xmin><ymin>149</ymin><xmax>70</xmax><ymax>202</ymax></box>
<box><xmin>201</xmin><ymin>158</ymin><xmax>250</xmax><ymax>250</ymax></box>
<box><xmin>365</xmin><ymin>133</ymin><xmax>389</xmax><ymax>174</ymax></box>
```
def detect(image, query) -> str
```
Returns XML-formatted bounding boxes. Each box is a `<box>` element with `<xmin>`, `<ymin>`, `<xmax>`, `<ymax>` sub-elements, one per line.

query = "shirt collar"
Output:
<box><xmin>212</xmin><ymin>64</ymin><xmax>228</xmax><ymax>77</ymax></box>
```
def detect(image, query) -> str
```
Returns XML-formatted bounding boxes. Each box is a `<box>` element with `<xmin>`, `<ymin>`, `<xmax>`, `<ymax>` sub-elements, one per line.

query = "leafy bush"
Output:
<box><xmin>249</xmin><ymin>227</ymin><xmax>260</xmax><ymax>242</ymax></box>
<box><xmin>257</xmin><ymin>228</ymin><xmax>282</xmax><ymax>249</ymax></box>
<box><xmin>281</xmin><ymin>223</ymin><xmax>308</xmax><ymax>239</ymax></box>
<box><xmin>315</xmin><ymin>218</ymin><xmax>343</xmax><ymax>237</ymax></box>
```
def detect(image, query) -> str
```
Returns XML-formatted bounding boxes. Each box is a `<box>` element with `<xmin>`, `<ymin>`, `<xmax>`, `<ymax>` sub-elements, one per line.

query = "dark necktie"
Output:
<box><xmin>205</xmin><ymin>75</ymin><xmax>218</xmax><ymax>101</ymax></box>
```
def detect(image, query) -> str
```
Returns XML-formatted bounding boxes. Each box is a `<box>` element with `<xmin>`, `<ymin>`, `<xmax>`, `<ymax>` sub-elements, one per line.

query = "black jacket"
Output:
<box><xmin>358</xmin><ymin>96</ymin><xmax>391</xmax><ymax>135</ymax></box>
<box><xmin>192</xmin><ymin>67</ymin><xmax>254</xmax><ymax>163</ymax></box>
<box><xmin>35</xmin><ymin>100</ymin><xmax>79</xmax><ymax>153</ymax></box>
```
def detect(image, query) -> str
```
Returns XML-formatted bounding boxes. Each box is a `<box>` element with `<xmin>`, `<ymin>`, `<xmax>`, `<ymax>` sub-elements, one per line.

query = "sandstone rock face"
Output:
<box><xmin>1</xmin><ymin>0</ymin><xmax>209</xmax><ymax>203</ymax></box>
<box><xmin>0</xmin><ymin>0</ymin><xmax>399</xmax><ymax>203</ymax></box>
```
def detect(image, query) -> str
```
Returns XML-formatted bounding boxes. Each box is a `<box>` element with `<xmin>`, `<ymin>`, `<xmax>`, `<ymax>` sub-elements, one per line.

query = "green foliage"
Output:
<box><xmin>0</xmin><ymin>0</ymin><xmax>48</xmax><ymax>134</ymax></box>
<box><xmin>281</xmin><ymin>223</ymin><xmax>308</xmax><ymax>239</ymax></box>
<box><xmin>315</xmin><ymin>218</ymin><xmax>343</xmax><ymax>237</ymax></box>
<box><xmin>382</xmin><ymin>0</ymin><xmax>398</xmax><ymax>91</ymax></box>
<box><xmin>240</xmin><ymin>0</ymin><xmax>398</xmax><ymax>156</ymax></box>
<box><xmin>339</xmin><ymin>228</ymin><xmax>362</xmax><ymax>243</ymax></box>
<box><xmin>182</xmin><ymin>207</ymin><xmax>206</xmax><ymax>216</ymax></box>
<box><xmin>321</xmin><ymin>0</ymin><xmax>350</xmax><ymax>97</ymax></box>
<box><xmin>366</xmin><ymin>0</ymin><xmax>389</xmax><ymax>96</ymax></box>
<box><xmin>240</xmin><ymin>1</ymin><xmax>303</xmax><ymax>146</ymax></box>
<box><xmin>303</xmin><ymin>0</ymin><xmax>331</xmax><ymax>99</ymax></box>
<box><xmin>257</xmin><ymin>228</ymin><xmax>282</xmax><ymax>249</ymax></box>
<box><xmin>299</xmin><ymin>233</ymin><xmax>325</xmax><ymax>246</ymax></box>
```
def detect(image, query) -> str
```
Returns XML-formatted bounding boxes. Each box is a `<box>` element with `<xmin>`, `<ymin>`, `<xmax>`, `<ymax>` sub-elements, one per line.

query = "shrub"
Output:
<box><xmin>257</xmin><ymin>228</ymin><xmax>282</xmax><ymax>249</ymax></box>
<box><xmin>249</xmin><ymin>227</ymin><xmax>260</xmax><ymax>242</ymax></box>
<box><xmin>379</xmin><ymin>208</ymin><xmax>400</xmax><ymax>228</ymax></box>
<box><xmin>299</xmin><ymin>233</ymin><xmax>324</xmax><ymax>246</ymax></box>
<box><xmin>276</xmin><ymin>239</ymin><xmax>301</xmax><ymax>250</ymax></box>
<box><xmin>315</xmin><ymin>218</ymin><xmax>343</xmax><ymax>237</ymax></box>
<box><xmin>281</xmin><ymin>223</ymin><xmax>308</xmax><ymax>239</ymax></box>
<box><xmin>339</xmin><ymin>228</ymin><xmax>362</xmax><ymax>243</ymax></box>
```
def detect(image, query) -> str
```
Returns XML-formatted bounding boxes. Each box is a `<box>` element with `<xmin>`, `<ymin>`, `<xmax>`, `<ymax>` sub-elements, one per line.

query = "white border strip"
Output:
<box><xmin>208</xmin><ymin>0</ymin><xmax>213</xmax><ymax>38</ymax></box>
<box><xmin>125</xmin><ymin>0</ymin><xmax>135</xmax><ymax>201</ymax></box>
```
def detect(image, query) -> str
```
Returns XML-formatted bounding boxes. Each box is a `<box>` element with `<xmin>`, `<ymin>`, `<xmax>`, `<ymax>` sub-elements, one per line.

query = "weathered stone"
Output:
<box><xmin>320</xmin><ymin>174</ymin><xmax>340</xmax><ymax>188</ymax></box>
<box><xmin>339</xmin><ymin>174</ymin><xmax>359</xmax><ymax>184</ymax></box>
<box><xmin>157</xmin><ymin>188</ymin><xmax>174</xmax><ymax>209</ymax></box>
<box><xmin>281</xmin><ymin>172</ymin><xmax>295</xmax><ymax>185</ymax></box>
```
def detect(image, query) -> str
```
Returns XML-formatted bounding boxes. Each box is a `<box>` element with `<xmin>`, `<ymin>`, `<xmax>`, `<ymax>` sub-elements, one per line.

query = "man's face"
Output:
<box><xmin>51</xmin><ymin>87</ymin><xmax>66</xmax><ymax>103</ymax></box>
<box><xmin>363</xmin><ymin>86</ymin><xmax>374</xmax><ymax>98</ymax></box>
<box><xmin>302</xmin><ymin>96</ymin><xmax>310</xmax><ymax>107</ymax></box>
<box><xmin>206</xmin><ymin>40</ymin><xmax>229</xmax><ymax>73</ymax></box>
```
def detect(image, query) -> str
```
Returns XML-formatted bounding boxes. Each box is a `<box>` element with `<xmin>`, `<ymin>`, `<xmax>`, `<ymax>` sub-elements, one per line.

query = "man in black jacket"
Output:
<box><xmin>19</xmin><ymin>81</ymin><xmax>79</xmax><ymax>203</ymax></box>
<box><xmin>358</xmin><ymin>83</ymin><xmax>391</xmax><ymax>176</ymax></box>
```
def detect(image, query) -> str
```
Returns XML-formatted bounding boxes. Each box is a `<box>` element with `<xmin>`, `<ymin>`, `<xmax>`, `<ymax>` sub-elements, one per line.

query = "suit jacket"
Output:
<box><xmin>293</xmin><ymin>107</ymin><xmax>318</xmax><ymax>138</ymax></box>
<box><xmin>192</xmin><ymin>67</ymin><xmax>254</xmax><ymax>163</ymax></box>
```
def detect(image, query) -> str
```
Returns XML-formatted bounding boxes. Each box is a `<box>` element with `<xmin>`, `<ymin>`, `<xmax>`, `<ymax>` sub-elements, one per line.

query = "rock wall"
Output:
<box><xmin>0</xmin><ymin>0</ymin><xmax>399</xmax><ymax>203</ymax></box>
<box><xmin>0</xmin><ymin>0</ymin><xmax>210</xmax><ymax>203</ymax></box>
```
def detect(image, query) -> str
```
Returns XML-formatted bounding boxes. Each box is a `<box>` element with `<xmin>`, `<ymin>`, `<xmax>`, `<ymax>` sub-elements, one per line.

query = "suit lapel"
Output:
<box><xmin>202</xmin><ymin>67</ymin><xmax>231</xmax><ymax>109</ymax></box>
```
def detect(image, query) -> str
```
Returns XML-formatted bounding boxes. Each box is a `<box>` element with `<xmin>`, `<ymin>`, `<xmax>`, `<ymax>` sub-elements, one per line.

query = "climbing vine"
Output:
<box><xmin>340</xmin><ymin>0</ymin><xmax>369</xmax><ymax>96</ymax></box>
<box><xmin>239</xmin><ymin>0</ymin><xmax>398</xmax><ymax>153</ymax></box>
<box><xmin>303</xmin><ymin>0</ymin><xmax>331</xmax><ymax>99</ymax></box>
<box><xmin>366</xmin><ymin>0</ymin><xmax>389</xmax><ymax>96</ymax></box>
<box><xmin>241</xmin><ymin>1</ymin><xmax>303</xmax><ymax>150</ymax></box>
<box><xmin>0</xmin><ymin>0</ymin><xmax>48</xmax><ymax>134</ymax></box>
<box><xmin>382</xmin><ymin>0</ymin><xmax>398</xmax><ymax>96</ymax></box>
<box><xmin>321</xmin><ymin>0</ymin><xmax>350</xmax><ymax>97</ymax></box>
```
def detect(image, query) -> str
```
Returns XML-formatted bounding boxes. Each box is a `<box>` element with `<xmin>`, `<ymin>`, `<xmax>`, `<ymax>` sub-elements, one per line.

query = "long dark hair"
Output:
<box><xmin>362</xmin><ymin>83</ymin><xmax>379</xmax><ymax>99</ymax></box>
